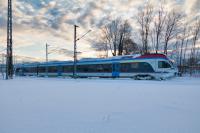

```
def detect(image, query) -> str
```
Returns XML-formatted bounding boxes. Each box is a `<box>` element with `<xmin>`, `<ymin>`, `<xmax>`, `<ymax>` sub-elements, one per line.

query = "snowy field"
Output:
<box><xmin>0</xmin><ymin>77</ymin><xmax>200</xmax><ymax>133</ymax></box>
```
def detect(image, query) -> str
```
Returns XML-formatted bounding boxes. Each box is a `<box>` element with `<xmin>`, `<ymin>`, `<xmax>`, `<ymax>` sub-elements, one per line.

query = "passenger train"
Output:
<box><xmin>15</xmin><ymin>54</ymin><xmax>178</xmax><ymax>80</ymax></box>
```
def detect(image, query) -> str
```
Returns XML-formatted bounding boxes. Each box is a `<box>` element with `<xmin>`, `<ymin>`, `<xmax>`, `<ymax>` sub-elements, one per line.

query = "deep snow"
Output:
<box><xmin>0</xmin><ymin>77</ymin><xmax>200</xmax><ymax>133</ymax></box>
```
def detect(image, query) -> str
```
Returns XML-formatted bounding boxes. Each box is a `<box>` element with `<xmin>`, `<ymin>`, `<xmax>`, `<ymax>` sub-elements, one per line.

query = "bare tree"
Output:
<box><xmin>178</xmin><ymin>24</ymin><xmax>188</xmax><ymax>74</ymax></box>
<box><xmin>118</xmin><ymin>20</ymin><xmax>132</xmax><ymax>55</ymax></box>
<box><xmin>93</xmin><ymin>19</ymin><xmax>133</xmax><ymax>56</ymax></box>
<box><xmin>163</xmin><ymin>10</ymin><xmax>182</xmax><ymax>55</ymax></box>
<box><xmin>123</xmin><ymin>38</ymin><xmax>139</xmax><ymax>55</ymax></box>
<box><xmin>105</xmin><ymin>19</ymin><xmax>120</xmax><ymax>56</ymax></box>
<box><xmin>137</xmin><ymin>2</ymin><xmax>154</xmax><ymax>54</ymax></box>
<box><xmin>190</xmin><ymin>18</ymin><xmax>200</xmax><ymax>64</ymax></box>
<box><xmin>183</xmin><ymin>27</ymin><xmax>190</xmax><ymax>68</ymax></box>
<box><xmin>154</xmin><ymin>4</ymin><xmax>166</xmax><ymax>53</ymax></box>
<box><xmin>92</xmin><ymin>42</ymin><xmax>109</xmax><ymax>58</ymax></box>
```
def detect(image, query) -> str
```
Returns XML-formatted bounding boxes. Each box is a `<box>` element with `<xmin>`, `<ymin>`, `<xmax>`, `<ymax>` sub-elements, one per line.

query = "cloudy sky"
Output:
<box><xmin>0</xmin><ymin>0</ymin><xmax>200</xmax><ymax>62</ymax></box>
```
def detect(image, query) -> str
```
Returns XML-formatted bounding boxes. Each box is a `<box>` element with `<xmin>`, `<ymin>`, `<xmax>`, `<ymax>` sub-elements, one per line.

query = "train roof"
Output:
<box><xmin>136</xmin><ymin>53</ymin><xmax>168</xmax><ymax>59</ymax></box>
<box><xmin>15</xmin><ymin>53</ymin><xmax>169</xmax><ymax>67</ymax></box>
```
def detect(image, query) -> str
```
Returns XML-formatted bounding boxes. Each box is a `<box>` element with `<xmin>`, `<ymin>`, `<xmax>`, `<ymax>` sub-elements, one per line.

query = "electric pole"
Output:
<box><xmin>73</xmin><ymin>25</ymin><xmax>79</xmax><ymax>78</ymax></box>
<box><xmin>46</xmin><ymin>43</ymin><xmax>49</xmax><ymax>77</ymax></box>
<box><xmin>6</xmin><ymin>0</ymin><xmax>13</xmax><ymax>79</ymax></box>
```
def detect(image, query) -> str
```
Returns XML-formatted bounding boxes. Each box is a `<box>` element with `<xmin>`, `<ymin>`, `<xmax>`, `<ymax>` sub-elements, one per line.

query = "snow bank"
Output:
<box><xmin>0</xmin><ymin>77</ymin><xmax>200</xmax><ymax>133</ymax></box>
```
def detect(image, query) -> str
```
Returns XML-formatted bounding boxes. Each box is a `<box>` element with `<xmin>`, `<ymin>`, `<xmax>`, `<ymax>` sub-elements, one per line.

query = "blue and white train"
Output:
<box><xmin>15</xmin><ymin>54</ymin><xmax>178</xmax><ymax>80</ymax></box>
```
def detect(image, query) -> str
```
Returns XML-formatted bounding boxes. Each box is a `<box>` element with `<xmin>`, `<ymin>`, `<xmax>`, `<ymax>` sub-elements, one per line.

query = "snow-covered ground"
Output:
<box><xmin>0</xmin><ymin>77</ymin><xmax>200</xmax><ymax>133</ymax></box>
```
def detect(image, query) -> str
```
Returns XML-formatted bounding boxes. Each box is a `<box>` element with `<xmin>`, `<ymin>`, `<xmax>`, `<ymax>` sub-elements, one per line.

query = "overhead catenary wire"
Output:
<box><xmin>0</xmin><ymin>48</ymin><xmax>7</xmax><ymax>53</ymax></box>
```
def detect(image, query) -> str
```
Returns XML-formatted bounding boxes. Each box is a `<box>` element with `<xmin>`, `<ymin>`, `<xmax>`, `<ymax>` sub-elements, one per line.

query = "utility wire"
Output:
<box><xmin>0</xmin><ymin>48</ymin><xmax>6</xmax><ymax>53</ymax></box>
<box><xmin>76</xmin><ymin>30</ymin><xmax>92</xmax><ymax>41</ymax></box>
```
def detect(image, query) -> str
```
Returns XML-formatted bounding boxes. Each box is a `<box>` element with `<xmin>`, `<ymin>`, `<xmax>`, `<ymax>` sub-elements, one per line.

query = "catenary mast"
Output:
<box><xmin>6</xmin><ymin>0</ymin><xmax>13</xmax><ymax>79</ymax></box>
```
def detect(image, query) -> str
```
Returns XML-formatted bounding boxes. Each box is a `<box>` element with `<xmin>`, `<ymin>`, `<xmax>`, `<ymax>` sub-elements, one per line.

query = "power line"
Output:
<box><xmin>0</xmin><ymin>48</ymin><xmax>6</xmax><ymax>53</ymax></box>
<box><xmin>76</xmin><ymin>30</ymin><xmax>92</xmax><ymax>42</ymax></box>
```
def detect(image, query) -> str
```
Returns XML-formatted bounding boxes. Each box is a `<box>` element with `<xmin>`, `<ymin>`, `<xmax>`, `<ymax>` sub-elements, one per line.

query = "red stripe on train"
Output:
<box><xmin>136</xmin><ymin>54</ymin><xmax>167</xmax><ymax>59</ymax></box>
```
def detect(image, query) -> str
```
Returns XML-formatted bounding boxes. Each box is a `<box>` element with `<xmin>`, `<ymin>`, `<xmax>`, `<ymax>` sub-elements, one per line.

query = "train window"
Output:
<box><xmin>120</xmin><ymin>62</ymin><xmax>154</xmax><ymax>72</ymax></box>
<box><xmin>16</xmin><ymin>68</ymin><xmax>20</xmax><ymax>73</ymax></box>
<box><xmin>120</xmin><ymin>63</ymin><xmax>130</xmax><ymax>72</ymax></box>
<box><xmin>78</xmin><ymin>64</ymin><xmax>96</xmax><ymax>73</ymax></box>
<box><xmin>77</xmin><ymin>65</ymin><xmax>90</xmax><ymax>72</ymax></box>
<box><xmin>103</xmin><ymin>64</ymin><xmax>112</xmax><ymax>72</ymax></box>
<box><xmin>141</xmin><ymin>62</ymin><xmax>154</xmax><ymax>72</ymax></box>
<box><xmin>38</xmin><ymin>67</ymin><xmax>45</xmax><ymax>73</ymax></box>
<box><xmin>32</xmin><ymin>67</ymin><xmax>37</xmax><ymax>73</ymax></box>
<box><xmin>77</xmin><ymin>64</ymin><xmax>112</xmax><ymax>73</ymax></box>
<box><xmin>158</xmin><ymin>61</ymin><xmax>171</xmax><ymax>68</ymax></box>
<box><xmin>121</xmin><ymin>62</ymin><xmax>140</xmax><ymax>72</ymax></box>
<box><xmin>24</xmin><ymin>67</ymin><xmax>37</xmax><ymax>73</ymax></box>
<box><xmin>63</xmin><ymin>65</ymin><xmax>73</xmax><ymax>72</ymax></box>
<box><xmin>48</xmin><ymin>66</ymin><xmax>57</xmax><ymax>73</ymax></box>
<box><xmin>96</xmin><ymin>64</ymin><xmax>104</xmax><ymax>72</ymax></box>
<box><xmin>16</xmin><ymin>68</ymin><xmax>22</xmax><ymax>74</ymax></box>
<box><xmin>130</xmin><ymin>62</ymin><xmax>139</xmax><ymax>69</ymax></box>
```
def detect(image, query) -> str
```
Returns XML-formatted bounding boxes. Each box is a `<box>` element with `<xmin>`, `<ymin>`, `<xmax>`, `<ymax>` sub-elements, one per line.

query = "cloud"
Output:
<box><xmin>184</xmin><ymin>0</ymin><xmax>200</xmax><ymax>15</ymax></box>
<box><xmin>0</xmin><ymin>0</ymin><xmax>199</xmax><ymax>61</ymax></box>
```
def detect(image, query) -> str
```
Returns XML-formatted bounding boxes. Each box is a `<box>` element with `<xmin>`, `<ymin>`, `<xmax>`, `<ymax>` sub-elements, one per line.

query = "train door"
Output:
<box><xmin>112</xmin><ymin>63</ymin><xmax>120</xmax><ymax>77</ymax></box>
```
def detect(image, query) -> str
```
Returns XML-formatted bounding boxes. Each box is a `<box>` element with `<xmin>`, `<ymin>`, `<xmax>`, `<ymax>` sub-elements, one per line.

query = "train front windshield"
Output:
<box><xmin>158</xmin><ymin>61</ymin><xmax>173</xmax><ymax>69</ymax></box>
